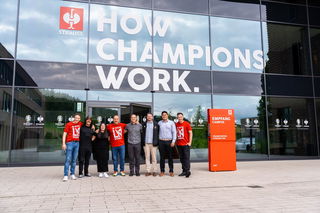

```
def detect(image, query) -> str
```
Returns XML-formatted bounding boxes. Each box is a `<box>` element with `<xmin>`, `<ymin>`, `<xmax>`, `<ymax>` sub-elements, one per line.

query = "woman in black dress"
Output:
<box><xmin>92</xmin><ymin>123</ymin><xmax>109</xmax><ymax>178</ymax></box>
<box><xmin>78</xmin><ymin>117</ymin><xmax>95</xmax><ymax>177</ymax></box>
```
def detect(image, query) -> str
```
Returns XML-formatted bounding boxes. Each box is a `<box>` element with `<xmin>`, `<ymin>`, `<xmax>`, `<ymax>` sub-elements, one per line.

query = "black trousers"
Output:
<box><xmin>95</xmin><ymin>149</ymin><xmax>109</xmax><ymax>172</ymax></box>
<box><xmin>159</xmin><ymin>140</ymin><xmax>173</xmax><ymax>173</ymax></box>
<box><xmin>177</xmin><ymin>145</ymin><xmax>191</xmax><ymax>173</ymax></box>
<box><xmin>128</xmin><ymin>143</ymin><xmax>141</xmax><ymax>174</ymax></box>
<box><xmin>78</xmin><ymin>148</ymin><xmax>91</xmax><ymax>175</ymax></box>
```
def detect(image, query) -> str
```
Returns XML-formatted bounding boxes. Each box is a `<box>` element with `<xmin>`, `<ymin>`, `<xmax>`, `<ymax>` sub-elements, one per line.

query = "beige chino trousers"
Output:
<box><xmin>144</xmin><ymin>144</ymin><xmax>157</xmax><ymax>173</ymax></box>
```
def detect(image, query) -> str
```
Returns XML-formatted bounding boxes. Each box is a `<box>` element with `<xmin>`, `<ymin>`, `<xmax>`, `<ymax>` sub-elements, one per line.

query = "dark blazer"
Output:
<box><xmin>141</xmin><ymin>121</ymin><xmax>159</xmax><ymax>146</ymax></box>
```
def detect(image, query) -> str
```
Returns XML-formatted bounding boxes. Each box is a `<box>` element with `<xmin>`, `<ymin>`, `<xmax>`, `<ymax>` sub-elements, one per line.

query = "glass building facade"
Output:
<box><xmin>1</xmin><ymin>0</ymin><xmax>320</xmax><ymax>165</ymax></box>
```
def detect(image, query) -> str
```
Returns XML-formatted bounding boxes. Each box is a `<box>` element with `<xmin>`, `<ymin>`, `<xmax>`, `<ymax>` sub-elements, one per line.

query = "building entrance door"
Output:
<box><xmin>87</xmin><ymin>101</ymin><xmax>151</xmax><ymax>162</ymax></box>
<box><xmin>87</xmin><ymin>101</ymin><xmax>151</xmax><ymax>125</ymax></box>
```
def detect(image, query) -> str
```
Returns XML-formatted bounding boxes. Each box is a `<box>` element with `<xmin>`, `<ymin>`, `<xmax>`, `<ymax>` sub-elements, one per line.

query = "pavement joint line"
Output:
<box><xmin>0</xmin><ymin>184</ymin><xmax>255</xmax><ymax>199</ymax></box>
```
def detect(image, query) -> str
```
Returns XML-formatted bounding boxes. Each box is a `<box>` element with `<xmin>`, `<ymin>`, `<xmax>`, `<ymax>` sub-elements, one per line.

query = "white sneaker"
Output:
<box><xmin>71</xmin><ymin>175</ymin><xmax>77</xmax><ymax>180</ymax></box>
<box><xmin>62</xmin><ymin>176</ymin><xmax>68</xmax><ymax>182</ymax></box>
<box><xmin>103</xmin><ymin>172</ymin><xmax>109</xmax><ymax>178</ymax></box>
<box><xmin>79</xmin><ymin>174</ymin><xmax>84</xmax><ymax>178</ymax></box>
<box><xmin>99</xmin><ymin>173</ymin><xmax>104</xmax><ymax>178</ymax></box>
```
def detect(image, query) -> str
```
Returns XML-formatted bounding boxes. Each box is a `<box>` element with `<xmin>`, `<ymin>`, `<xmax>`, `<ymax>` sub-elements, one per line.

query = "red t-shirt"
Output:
<box><xmin>176</xmin><ymin>121</ymin><xmax>192</xmax><ymax>146</ymax></box>
<box><xmin>107</xmin><ymin>123</ymin><xmax>126</xmax><ymax>147</ymax></box>
<box><xmin>64</xmin><ymin>121</ymin><xmax>83</xmax><ymax>143</ymax></box>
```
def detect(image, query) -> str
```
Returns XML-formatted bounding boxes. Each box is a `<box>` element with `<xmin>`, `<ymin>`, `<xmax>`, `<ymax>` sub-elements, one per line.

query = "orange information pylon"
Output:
<box><xmin>208</xmin><ymin>109</ymin><xmax>237</xmax><ymax>172</ymax></box>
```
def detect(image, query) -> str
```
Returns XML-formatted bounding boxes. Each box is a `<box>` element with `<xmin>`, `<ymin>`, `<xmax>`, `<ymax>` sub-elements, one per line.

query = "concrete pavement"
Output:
<box><xmin>0</xmin><ymin>160</ymin><xmax>320</xmax><ymax>212</ymax></box>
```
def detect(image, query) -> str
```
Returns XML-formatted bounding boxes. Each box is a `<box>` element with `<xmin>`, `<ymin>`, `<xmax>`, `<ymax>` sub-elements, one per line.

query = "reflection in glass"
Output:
<box><xmin>263</xmin><ymin>23</ymin><xmax>311</xmax><ymax>75</ymax></box>
<box><xmin>0</xmin><ymin>87</ymin><xmax>12</xmax><ymax>163</ymax></box>
<box><xmin>0</xmin><ymin>0</ymin><xmax>18</xmax><ymax>58</ymax></box>
<box><xmin>154</xmin><ymin>93</ymin><xmax>211</xmax><ymax>160</ymax></box>
<box><xmin>0</xmin><ymin>60</ymin><xmax>14</xmax><ymax>86</ymax></box>
<box><xmin>15</xmin><ymin>60</ymin><xmax>87</xmax><ymax>89</ymax></box>
<box><xmin>210</xmin><ymin>0</ymin><xmax>261</xmax><ymax>20</ymax></box>
<box><xmin>153</xmin><ymin>0</ymin><xmax>208</xmax><ymax>14</ymax></box>
<box><xmin>268</xmin><ymin>97</ymin><xmax>318</xmax><ymax>158</ymax></box>
<box><xmin>88</xmin><ymin>91</ymin><xmax>151</xmax><ymax>102</ymax></box>
<box><xmin>10</xmin><ymin>88</ymin><xmax>86</xmax><ymax>163</ymax></box>
<box><xmin>17</xmin><ymin>0</ymin><xmax>88</xmax><ymax>63</ymax></box>
<box><xmin>213</xmin><ymin>72</ymin><xmax>265</xmax><ymax>96</ymax></box>
<box><xmin>91</xmin><ymin>0</ymin><xmax>151</xmax><ymax>8</ymax></box>
<box><xmin>89</xmin><ymin>4</ymin><xmax>151</xmax><ymax>66</ymax></box>
<box><xmin>211</xmin><ymin>17</ymin><xmax>263</xmax><ymax>73</ymax></box>
<box><xmin>153</xmin><ymin>11</ymin><xmax>210</xmax><ymax>70</ymax></box>
<box><xmin>213</xmin><ymin>95</ymin><xmax>268</xmax><ymax>160</ymax></box>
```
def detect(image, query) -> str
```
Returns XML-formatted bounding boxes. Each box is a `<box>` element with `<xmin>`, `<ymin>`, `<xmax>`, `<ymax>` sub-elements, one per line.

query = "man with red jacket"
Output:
<box><xmin>62</xmin><ymin>114</ymin><xmax>83</xmax><ymax>182</ymax></box>
<box><xmin>176</xmin><ymin>112</ymin><xmax>193</xmax><ymax>178</ymax></box>
<box><xmin>107</xmin><ymin>115</ymin><xmax>127</xmax><ymax>176</ymax></box>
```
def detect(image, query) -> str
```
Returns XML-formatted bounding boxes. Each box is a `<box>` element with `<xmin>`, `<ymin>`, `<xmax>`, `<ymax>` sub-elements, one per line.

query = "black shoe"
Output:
<box><xmin>129</xmin><ymin>173</ymin><xmax>134</xmax><ymax>176</ymax></box>
<box><xmin>136</xmin><ymin>173</ymin><xmax>140</xmax><ymax>176</ymax></box>
<box><xmin>85</xmin><ymin>174</ymin><xmax>91</xmax><ymax>177</ymax></box>
<box><xmin>185</xmin><ymin>171</ymin><xmax>191</xmax><ymax>178</ymax></box>
<box><xmin>178</xmin><ymin>172</ymin><xmax>186</xmax><ymax>176</ymax></box>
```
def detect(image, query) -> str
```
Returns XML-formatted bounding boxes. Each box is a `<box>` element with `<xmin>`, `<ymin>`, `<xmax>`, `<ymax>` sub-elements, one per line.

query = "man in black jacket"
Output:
<box><xmin>141</xmin><ymin>113</ymin><xmax>159</xmax><ymax>176</ymax></box>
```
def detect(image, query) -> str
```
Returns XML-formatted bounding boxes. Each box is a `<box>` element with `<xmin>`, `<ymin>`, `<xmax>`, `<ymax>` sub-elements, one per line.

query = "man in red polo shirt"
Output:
<box><xmin>176</xmin><ymin>112</ymin><xmax>193</xmax><ymax>178</ymax></box>
<box><xmin>62</xmin><ymin>114</ymin><xmax>83</xmax><ymax>181</ymax></box>
<box><xmin>107</xmin><ymin>115</ymin><xmax>127</xmax><ymax>176</ymax></box>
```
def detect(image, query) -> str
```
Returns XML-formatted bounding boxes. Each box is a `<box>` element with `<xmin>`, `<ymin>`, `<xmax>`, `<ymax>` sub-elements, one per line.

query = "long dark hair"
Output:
<box><xmin>97</xmin><ymin>122</ymin><xmax>108</xmax><ymax>139</ymax></box>
<box><xmin>84</xmin><ymin>116</ymin><xmax>93</xmax><ymax>128</ymax></box>
<box><xmin>99</xmin><ymin>122</ymin><xmax>106</xmax><ymax>133</ymax></box>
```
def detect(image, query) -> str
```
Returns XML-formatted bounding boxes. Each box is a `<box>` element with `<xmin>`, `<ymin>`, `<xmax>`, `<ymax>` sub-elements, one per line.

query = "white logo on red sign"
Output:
<box><xmin>112</xmin><ymin>126</ymin><xmax>123</xmax><ymax>140</ymax></box>
<box><xmin>177</xmin><ymin>126</ymin><xmax>184</xmax><ymax>139</ymax></box>
<box><xmin>60</xmin><ymin>7</ymin><xmax>84</xmax><ymax>31</ymax></box>
<box><xmin>72</xmin><ymin>125</ymin><xmax>81</xmax><ymax>138</ymax></box>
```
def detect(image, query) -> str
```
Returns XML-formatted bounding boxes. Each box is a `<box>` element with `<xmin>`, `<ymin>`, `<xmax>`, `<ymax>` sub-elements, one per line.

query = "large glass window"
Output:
<box><xmin>261</xmin><ymin>1</ymin><xmax>307</xmax><ymax>24</ymax></box>
<box><xmin>211</xmin><ymin>17</ymin><xmax>263</xmax><ymax>73</ymax></box>
<box><xmin>213</xmin><ymin>95</ymin><xmax>268</xmax><ymax>160</ymax></box>
<box><xmin>10</xmin><ymin>88</ymin><xmax>86</xmax><ymax>164</ymax></box>
<box><xmin>153</xmin><ymin>11</ymin><xmax>210</xmax><ymax>70</ymax></box>
<box><xmin>0</xmin><ymin>87</ymin><xmax>12</xmax><ymax>164</ymax></box>
<box><xmin>0</xmin><ymin>60</ymin><xmax>14</xmax><ymax>86</ymax></box>
<box><xmin>266</xmin><ymin>75</ymin><xmax>313</xmax><ymax>97</ymax></box>
<box><xmin>213</xmin><ymin>72</ymin><xmax>265</xmax><ymax>96</ymax></box>
<box><xmin>17</xmin><ymin>0</ymin><xmax>88</xmax><ymax>63</ymax></box>
<box><xmin>15</xmin><ymin>61</ymin><xmax>87</xmax><ymax>89</ymax></box>
<box><xmin>209</xmin><ymin>0</ymin><xmax>261</xmax><ymax>21</ymax></box>
<box><xmin>310</xmin><ymin>27</ymin><xmax>320</xmax><ymax>76</ymax></box>
<box><xmin>0</xmin><ymin>0</ymin><xmax>18</xmax><ymax>58</ymax></box>
<box><xmin>154</xmin><ymin>93</ymin><xmax>211</xmax><ymax>161</ymax></box>
<box><xmin>268</xmin><ymin>97</ymin><xmax>318</xmax><ymax>158</ymax></box>
<box><xmin>308</xmin><ymin>7</ymin><xmax>320</xmax><ymax>27</ymax></box>
<box><xmin>263</xmin><ymin>23</ymin><xmax>311</xmax><ymax>75</ymax></box>
<box><xmin>89</xmin><ymin>4</ymin><xmax>151</xmax><ymax>67</ymax></box>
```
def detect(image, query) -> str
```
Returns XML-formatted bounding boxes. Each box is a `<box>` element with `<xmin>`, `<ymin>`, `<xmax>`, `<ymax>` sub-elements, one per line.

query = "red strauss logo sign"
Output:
<box><xmin>59</xmin><ymin>7</ymin><xmax>84</xmax><ymax>31</ymax></box>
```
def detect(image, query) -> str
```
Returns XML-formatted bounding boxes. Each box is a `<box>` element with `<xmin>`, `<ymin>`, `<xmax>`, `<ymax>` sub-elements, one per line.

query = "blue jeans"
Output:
<box><xmin>64</xmin><ymin>141</ymin><xmax>79</xmax><ymax>176</ymax></box>
<box><xmin>112</xmin><ymin>145</ymin><xmax>125</xmax><ymax>172</ymax></box>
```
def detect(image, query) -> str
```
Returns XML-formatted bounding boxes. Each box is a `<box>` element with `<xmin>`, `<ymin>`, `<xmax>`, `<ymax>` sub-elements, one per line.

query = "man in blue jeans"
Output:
<box><xmin>107</xmin><ymin>115</ymin><xmax>127</xmax><ymax>176</ymax></box>
<box><xmin>62</xmin><ymin>114</ymin><xmax>82</xmax><ymax>181</ymax></box>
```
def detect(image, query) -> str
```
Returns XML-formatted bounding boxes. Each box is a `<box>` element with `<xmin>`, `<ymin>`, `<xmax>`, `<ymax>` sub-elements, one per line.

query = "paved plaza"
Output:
<box><xmin>0</xmin><ymin>160</ymin><xmax>320</xmax><ymax>213</ymax></box>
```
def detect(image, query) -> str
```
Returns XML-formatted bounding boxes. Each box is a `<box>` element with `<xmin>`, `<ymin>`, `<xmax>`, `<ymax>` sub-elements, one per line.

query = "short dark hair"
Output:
<box><xmin>74</xmin><ymin>113</ymin><xmax>81</xmax><ymax>118</ymax></box>
<box><xmin>177</xmin><ymin>112</ymin><xmax>184</xmax><ymax>116</ymax></box>
<box><xmin>147</xmin><ymin>112</ymin><xmax>153</xmax><ymax>116</ymax></box>
<box><xmin>161</xmin><ymin>111</ymin><xmax>168</xmax><ymax>115</ymax></box>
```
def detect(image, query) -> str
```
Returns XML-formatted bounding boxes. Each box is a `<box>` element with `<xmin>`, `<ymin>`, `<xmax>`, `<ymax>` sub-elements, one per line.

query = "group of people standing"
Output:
<box><xmin>61</xmin><ymin>111</ymin><xmax>193</xmax><ymax>181</ymax></box>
